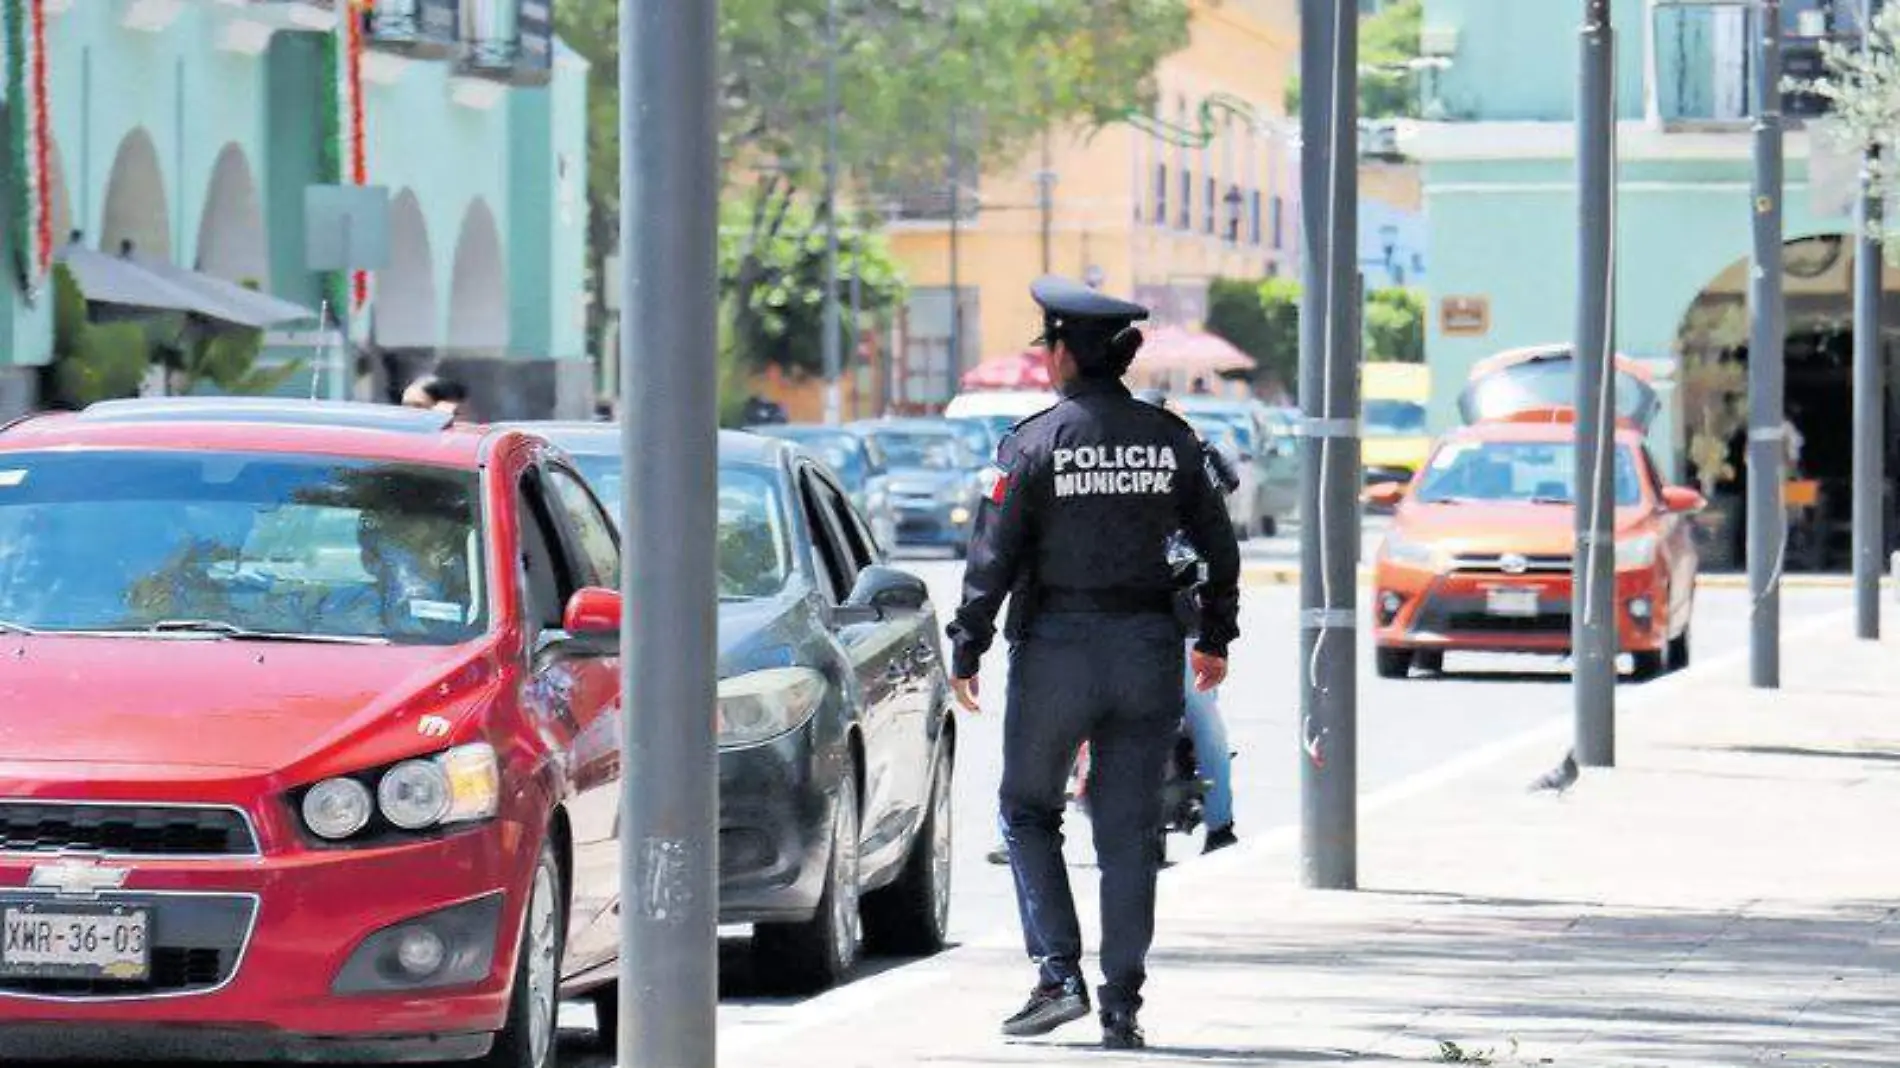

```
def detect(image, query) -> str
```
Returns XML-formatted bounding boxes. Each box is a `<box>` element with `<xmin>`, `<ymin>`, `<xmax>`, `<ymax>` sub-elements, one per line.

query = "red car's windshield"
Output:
<box><xmin>0</xmin><ymin>450</ymin><xmax>486</xmax><ymax>644</ymax></box>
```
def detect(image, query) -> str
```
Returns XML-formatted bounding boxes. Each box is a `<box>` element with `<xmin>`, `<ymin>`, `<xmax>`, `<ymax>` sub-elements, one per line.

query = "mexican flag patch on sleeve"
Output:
<box><xmin>979</xmin><ymin>465</ymin><xmax>1010</xmax><ymax>505</ymax></box>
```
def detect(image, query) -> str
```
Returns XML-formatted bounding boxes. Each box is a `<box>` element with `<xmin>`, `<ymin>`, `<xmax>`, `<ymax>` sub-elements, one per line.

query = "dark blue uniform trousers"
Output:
<box><xmin>1000</xmin><ymin>611</ymin><xmax>1184</xmax><ymax>1014</ymax></box>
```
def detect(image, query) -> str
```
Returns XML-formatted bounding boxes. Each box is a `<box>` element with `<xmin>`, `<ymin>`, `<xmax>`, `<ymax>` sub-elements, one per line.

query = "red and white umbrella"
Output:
<box><xmin>1130</xmin><ymin>326</ymin><xmax>1256</xmax><ymax>374</ymax></box>
<box><xmin>960</xmin><ymin>347</ymin><xmax>1053</xmax><ymax>390</ymax></box>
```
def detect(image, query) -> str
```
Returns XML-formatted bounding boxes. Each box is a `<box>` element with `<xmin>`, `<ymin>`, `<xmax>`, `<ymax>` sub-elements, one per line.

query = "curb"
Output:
<box><xmin>1241</xmin><ymin>563</ymin><xmax>1889</xmax><ymax>591</ymax></box>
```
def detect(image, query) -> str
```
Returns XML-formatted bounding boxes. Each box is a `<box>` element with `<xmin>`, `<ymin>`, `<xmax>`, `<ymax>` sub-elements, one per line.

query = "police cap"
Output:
<box><xmin>1031</xmin><ymin>276</ymin><xmax>1150</xmax><ymax>377</ymax></box>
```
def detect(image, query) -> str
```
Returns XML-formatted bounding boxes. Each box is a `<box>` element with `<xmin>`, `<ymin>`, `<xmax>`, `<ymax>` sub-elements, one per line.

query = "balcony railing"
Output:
<box><xmin>1650</xmin><ymin>1</ymin><xmax>1862</xmax><ymax>129</ymax></box>
<box><xmin>366</xmin><ymin>0</ymin><xmax>459</xmax><ymax>60</ymax></box>
<box><xmin>456</xmin><ymin>0</ymin><xmax>551</xmax><ymax>86</ymax></box>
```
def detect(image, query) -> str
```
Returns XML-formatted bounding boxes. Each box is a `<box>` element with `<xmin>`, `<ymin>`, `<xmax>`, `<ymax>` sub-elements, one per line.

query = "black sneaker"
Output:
<box><xmin>1001</xmin><ymin>977</ymin><xmax>1090</xmax><ymax>1037</ymax></box>
<box><xmin>1203</xmin><ymin>824</ymin><xmax>1238</xmax><ymax>854</ymax></box>
<box><xmin>1101</xmin><ymin>1008</ymin><xmax>1145</xmax><ymax>1049</ymax></box>
<box><xmin>986</xmin><ymin>844</ymin><xmax>1010</xmax><ymax>866</ymax></box>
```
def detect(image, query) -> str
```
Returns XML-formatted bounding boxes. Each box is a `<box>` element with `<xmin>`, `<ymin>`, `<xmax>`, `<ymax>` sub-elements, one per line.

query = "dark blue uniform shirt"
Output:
<box><xmin>947</xmin><ymin>378</ymin><xmax>1241</xmax><ymax>679</ymax></box>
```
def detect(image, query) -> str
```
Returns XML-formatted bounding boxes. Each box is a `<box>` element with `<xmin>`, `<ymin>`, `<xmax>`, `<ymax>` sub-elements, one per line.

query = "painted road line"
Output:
<box><xmin>712</xmin><ymin>607</ymin><xmax>1855</xmax><ymax>1058</ymax></box>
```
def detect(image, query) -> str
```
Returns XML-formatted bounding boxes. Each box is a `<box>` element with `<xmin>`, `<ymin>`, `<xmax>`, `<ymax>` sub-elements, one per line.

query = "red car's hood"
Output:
<box><xmin>0</xmin><ymin>636</ymin><xmax>491</xmax><ymax>775</ymax></box>
<box><xmin>1393</xmin><ymin>501</ymin><xmax>1652</xmax><ymax>557</ymax></box>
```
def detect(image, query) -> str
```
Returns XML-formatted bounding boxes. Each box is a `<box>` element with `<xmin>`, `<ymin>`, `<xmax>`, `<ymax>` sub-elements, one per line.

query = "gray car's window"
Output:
<box><xmin>872</xmin><ymin>432</ymin><xmax>967</xmax><ymax>471</ymax></box>
<box><xmin>719</xmin><ymin>469</ymin><xmax>794</xmax><ymax>601</ymax></box>
<box><xmin>814</xmin><ymin>472</ymin><xmax>874</xmax><ymax>576</ymax></box>
<box><xmin>795</xmin><ymin>468</ymin><xmax>851</xmax><ymax>603</ymax></box>
<box><xmin>546</xmin><ymin>465</ymin><xmax>620</xmax><ymax>590</ymax></box>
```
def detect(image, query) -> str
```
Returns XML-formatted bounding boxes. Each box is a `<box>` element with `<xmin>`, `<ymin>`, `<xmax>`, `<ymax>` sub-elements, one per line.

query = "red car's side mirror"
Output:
<box><xmin>1660</xmin><ymin>486</ymin><xmax>1706</xmax><ymax>514</ymax></box>
<box><xmin>563</xmin><ymin>587</ymin><xmax>623</xmax><ymax>637</ymax></box>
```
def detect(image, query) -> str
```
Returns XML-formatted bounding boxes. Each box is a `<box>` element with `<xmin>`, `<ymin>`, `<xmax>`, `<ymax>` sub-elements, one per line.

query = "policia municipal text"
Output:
<box><xmin>947</xmin><ymin>277</ymin><xmax>1242</xmax><ymax>1050</ymax></box>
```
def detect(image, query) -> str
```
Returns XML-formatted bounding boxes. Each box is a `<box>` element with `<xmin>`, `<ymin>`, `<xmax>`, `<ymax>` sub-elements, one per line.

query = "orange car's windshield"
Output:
<box><xmin>1415</xmin><ymin>441</ymin><xmax>1644</xmax><ymax>507</ymax></box>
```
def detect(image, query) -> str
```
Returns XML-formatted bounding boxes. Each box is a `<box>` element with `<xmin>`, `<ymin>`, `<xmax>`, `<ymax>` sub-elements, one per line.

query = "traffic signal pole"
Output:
<box><xmin>1748</xmin><ymin>0</ymin><xmax>1786</xmax><ymax>688</ymax></box>
<box><xmin>617</xmin><ymin>1</ymin><xmax>720</xmax><ymax>1065</ymax></box>
<box><xmin>1573</xmin><ymin>0</ymin><xmax>1617</xmax><ymax>767</ymax></box>
<box><xmin>1297</xmin><ymin>0</ymin><xmax>1359</xmax><ymax>891</ymax></box>
<box><xmin>1853</xmin><ymin>3</ymin><xmax>1884</xmax><ymax>641</ymax></box>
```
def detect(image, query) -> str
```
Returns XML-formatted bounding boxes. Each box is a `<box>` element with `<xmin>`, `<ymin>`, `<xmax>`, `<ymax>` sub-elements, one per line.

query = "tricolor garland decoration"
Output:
<box><xmin>321</xmin><ymin>0</ymin><xmax>372</xmax><ymax>314</ymax></box>
<box><xmin>3</xmin><ymin>0</ymin><xmax>51</xmax><ymax>305</ymax></box>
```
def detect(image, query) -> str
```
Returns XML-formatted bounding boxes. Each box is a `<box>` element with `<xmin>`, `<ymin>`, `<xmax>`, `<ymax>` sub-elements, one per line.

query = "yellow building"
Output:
<box><xmin>885</xmin><ymin>0</ymin><xmax>1300</xmax><ymax>409</ymax></box>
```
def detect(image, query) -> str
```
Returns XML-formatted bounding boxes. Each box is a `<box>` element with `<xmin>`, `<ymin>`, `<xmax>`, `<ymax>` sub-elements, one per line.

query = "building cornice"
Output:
<box><xmin>1398</xmin><ymin>120</ymin><xmax>1815</xmax><ymax>163</ymax></box>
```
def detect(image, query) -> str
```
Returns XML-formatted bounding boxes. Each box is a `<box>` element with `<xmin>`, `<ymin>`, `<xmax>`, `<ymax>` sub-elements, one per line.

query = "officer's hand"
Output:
<box><xmin>952</xmin><ymin>674</ymin><xmax>982</xmax><ymax>714</ymax></box>
<box><xmin>1191</xmin><ymin>650</ymin><xmax>1228</xmax><ymax>692</ymax></box>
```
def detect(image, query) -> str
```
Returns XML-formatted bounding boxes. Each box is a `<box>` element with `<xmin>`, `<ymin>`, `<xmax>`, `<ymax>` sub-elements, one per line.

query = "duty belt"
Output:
<box><xmin>1037</xmin><ymin>587</ymin><xmax>1176</xmax><ymax>615</ymax></box>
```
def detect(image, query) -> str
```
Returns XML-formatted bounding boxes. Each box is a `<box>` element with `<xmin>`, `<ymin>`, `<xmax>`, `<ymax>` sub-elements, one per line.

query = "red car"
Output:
<box><xmin>0</xmin><ymin>399</ymin><xmax>626</xmax><ymax>1067</ymax></box>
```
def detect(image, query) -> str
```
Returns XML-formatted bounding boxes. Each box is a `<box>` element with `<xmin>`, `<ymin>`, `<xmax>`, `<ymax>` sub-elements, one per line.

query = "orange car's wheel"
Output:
<box><xmin>1375</xmin><ymin>647</ymin><xmax>1412</xmax><ymax>679</ymax></box>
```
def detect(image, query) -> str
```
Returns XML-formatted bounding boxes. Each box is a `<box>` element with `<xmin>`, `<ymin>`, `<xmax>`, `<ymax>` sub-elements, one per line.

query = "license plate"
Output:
<box><xmin>1487</xmin><ymin>588</ymin><xmax>1540</xmax><ymax>618</ymax></box>
<box><xmin>1</xmin><ymin>904</ymin><xmax>151</xmax><ymax>981</ymax></box>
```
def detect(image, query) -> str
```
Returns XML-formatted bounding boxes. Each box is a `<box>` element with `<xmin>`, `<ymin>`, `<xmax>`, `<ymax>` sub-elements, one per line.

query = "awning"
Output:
<box><xmin>1131</xmin><ymin>326</ymin><xmax>1256</xmax><ymax>374</ymax></box>
<box><xmin>54</xmin><ymin>244</ymin><xmax>317</xmax><ymax>330</ymax></box>
<box><xmin>960</xmin><ymin>347</ymin><xmax>1053</xmax><ymax>390</ymax></box>
<box><xmin>130</xmin><ymin>253</ymin><xmax>317</xmax><ymax>329</ymax></box>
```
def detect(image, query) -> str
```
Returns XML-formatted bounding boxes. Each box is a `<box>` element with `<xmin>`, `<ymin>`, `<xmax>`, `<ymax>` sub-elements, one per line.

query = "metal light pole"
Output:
<box><xmin>1297</xmin><ymin>0</ymin><xmax>1359</xmax><ymax>891</ymax></box>
<box><xmin>617</xmin><ymin>0</ymin><xmax>719</xmax><ymax>1065</ymax></box>
<box><xmin>1748</xmin><ymin>0</ymin><xmax>1786</xmax><ymax>688</ymax></box>
<box><xmin>1573</xmin><ymin>0</ymin><xmax>1617</xmax><ymax>767</ymax></box>
<box><xmin>1853</xmin><ymin>2</ymin><xmax>1884</xmax><ymax>640</ymax></box>
<box><xmin>821</xmin><ymin>0</ymin><xmax>843</xmax><ymax>426</ymax></box>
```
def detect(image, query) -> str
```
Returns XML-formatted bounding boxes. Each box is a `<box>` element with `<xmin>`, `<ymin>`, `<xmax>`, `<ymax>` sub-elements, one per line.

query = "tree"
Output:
<box><xmin>718</xmin><ymin>197</ymin><xmax>906</xmax><ymax>378</ymax></box>
<box><xmin>556</xmin><ymin>0</ymin><xmax>1192</xmax><ymax>368</ymax></box>
<box><xmin>47</xmin><ymin>264</ymin><xmax>150</xmax><ymax>408</ymax></box>
<box><xmin>1788</xmin><ymin>6</ymin><xmax>1900</xmax><ymax>250</ymax></box>
<box><xmin>1253</xmin><ymin>277</ymin><xmax>1303</xmax><ymax>395</ymax></box>
<box><xmin>1285</xmin><ymin>0</ymin><xmax>1422</xmax><ymax>120</ymax></box>
<box><xmin>1363</xmin><ymin>287</ymin><xmax>1424</xmax><ymax>363</ymax></box>
<box><xmin>1204</xmin><ymin>277</ymin><xmax>1292</xmax><ymax>395</ymax></box>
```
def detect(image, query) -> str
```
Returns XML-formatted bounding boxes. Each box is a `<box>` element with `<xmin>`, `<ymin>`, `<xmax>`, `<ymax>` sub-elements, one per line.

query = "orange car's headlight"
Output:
<box><xmin>1380</xmin><ymin>534</ymin><xmax>1443</xmax><ymax>572</ymax></box>
<box><xmin>1615</xmin><ymin>535</ymin><xmax>1657</xmax><ymax>570</ymax></box>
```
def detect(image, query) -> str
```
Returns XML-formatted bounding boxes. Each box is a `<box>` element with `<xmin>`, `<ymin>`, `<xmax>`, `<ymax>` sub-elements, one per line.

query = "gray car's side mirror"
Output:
<box><xmin>838</xmin><ymin>565</ymin><xmax>929</xmax><ymax>624</ymax></box>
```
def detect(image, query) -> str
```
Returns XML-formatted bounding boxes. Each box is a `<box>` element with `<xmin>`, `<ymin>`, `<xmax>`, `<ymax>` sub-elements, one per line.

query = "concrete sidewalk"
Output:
<box><xmin>725</xmin><ymin>613</ymin><xmax>1900</xmax><ymax>1067</ymax></box>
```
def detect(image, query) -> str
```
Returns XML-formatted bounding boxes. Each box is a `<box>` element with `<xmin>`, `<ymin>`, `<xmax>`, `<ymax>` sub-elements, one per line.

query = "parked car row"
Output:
<box><xmin>0</xmin><ymin>399</ymin><xmax>955</xmax><ymax>1068</ymax></box>
<box><xmin>739</xmin><ymin>414</ymin><xmax>1015</xmax><ymax>559</ymax></box>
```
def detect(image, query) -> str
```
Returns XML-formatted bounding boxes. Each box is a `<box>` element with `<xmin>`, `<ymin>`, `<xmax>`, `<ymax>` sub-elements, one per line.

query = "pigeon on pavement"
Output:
<box><xmin>1528</xmin><ymin>750</ymin><xmax>1579</xmax><ymax>795</ymax></box>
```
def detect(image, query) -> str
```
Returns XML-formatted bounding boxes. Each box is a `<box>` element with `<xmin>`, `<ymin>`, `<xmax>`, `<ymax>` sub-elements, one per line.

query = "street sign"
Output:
<box><xmin>1439</xmin><ymin>295</ymin><xmax>1490</xmax><ymax>337</ymax></box>
<box><xmin>304</xmin><ymin>185</ymin><xmax>391</xmax><ymax>273</ymax></box>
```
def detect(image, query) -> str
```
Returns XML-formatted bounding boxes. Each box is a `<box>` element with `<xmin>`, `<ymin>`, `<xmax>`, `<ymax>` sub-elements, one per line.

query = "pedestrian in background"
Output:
<box><xmin>947</xmin><ymin>276</ymin><xmax>1240</xmax><ymax>1050</ymax></box>
<box><xmin>401</xmin><ymin>375</ymin><xmax>469</xmax><ymax>419</ymax></box>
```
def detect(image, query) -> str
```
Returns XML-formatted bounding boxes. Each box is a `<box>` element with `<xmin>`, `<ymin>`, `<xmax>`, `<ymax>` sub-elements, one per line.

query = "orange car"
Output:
<box><xmin>1364</xmin><ymin>346</ymin><xmax>1705</xmax><ymax>680</ymax></box>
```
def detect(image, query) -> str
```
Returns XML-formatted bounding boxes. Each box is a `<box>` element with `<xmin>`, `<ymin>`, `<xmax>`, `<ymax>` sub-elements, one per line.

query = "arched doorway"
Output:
<box><xmin>372</xmin><ymin>189</ymin><xmax>438</xmax><ymax>349</ymax></box>
<box><xmin>445</xmin><ymin>198</ymin><xmax>507</xmax><ymax>354</ymax></box>
<box><xmin>1671</xmin><ymin>234</ymin><xmax>1900</xmax><ymax>571</ymax></box>
<box><xmin>99</xmin><ymin>128</ymin><xmax>170</xmax><ymax>260</ymax></box>
<box><xmin>194</xmin><ymin>143</ymin><xmax>269</xmax><ymax>287</ymax></box>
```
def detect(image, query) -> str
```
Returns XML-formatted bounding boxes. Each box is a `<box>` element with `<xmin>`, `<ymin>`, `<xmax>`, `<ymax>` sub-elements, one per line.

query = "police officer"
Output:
<box><xmin>947</xmin><ymin>277</ymin><xmax>1240</xmax><ymax>1050</ymax></box>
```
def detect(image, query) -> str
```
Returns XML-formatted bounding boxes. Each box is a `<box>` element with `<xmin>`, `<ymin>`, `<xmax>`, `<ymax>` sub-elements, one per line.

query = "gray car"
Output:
<box><xmin>748</xmin><ymin>423</ymin><xmax>899</xmax><ymax>553</ymax></box>
<box><xmin>847</xmin><ymin>419</ymin><xmax>981</xmax><ymax>558</ymax></box>
<box><xmin>1177</xmin><ymin>396</ymin><xmax>1299</xmax><ymax>536</ymax></box>
<box><xmin>505</xmin><ymin>423</ymin><xmax>958</xmax><ymax>994</ymax></box>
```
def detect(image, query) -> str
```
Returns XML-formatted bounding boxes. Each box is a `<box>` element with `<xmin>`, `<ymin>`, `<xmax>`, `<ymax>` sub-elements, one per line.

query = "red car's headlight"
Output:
<box><xmin>296</xmin><ymin>743</ymin><xmax>500</xmax><ymax>844</ymax></box>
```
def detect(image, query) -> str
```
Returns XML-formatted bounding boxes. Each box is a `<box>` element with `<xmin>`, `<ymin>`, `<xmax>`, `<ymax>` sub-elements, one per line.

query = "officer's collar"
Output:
<box><xmin>1060</xmin><ymin>377</ymin><xmax>1131</xmax><ymax>400</ymax></box>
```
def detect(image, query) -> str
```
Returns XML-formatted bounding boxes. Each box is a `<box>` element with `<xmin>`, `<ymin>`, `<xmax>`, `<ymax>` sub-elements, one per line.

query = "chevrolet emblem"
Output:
<box><xmin>29</xmin><ymin>859</ymin><xmax>131</xmax><ymax>898</ymax></box>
